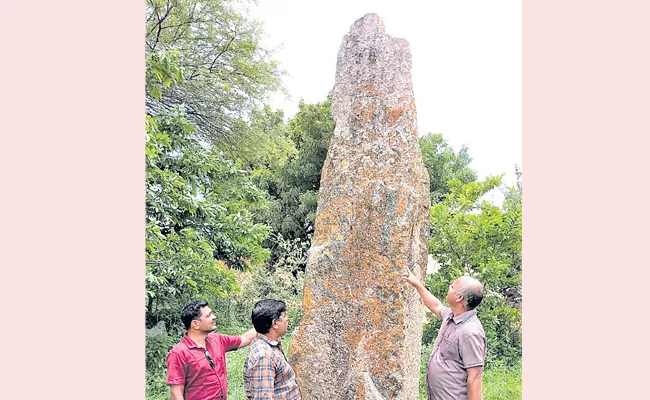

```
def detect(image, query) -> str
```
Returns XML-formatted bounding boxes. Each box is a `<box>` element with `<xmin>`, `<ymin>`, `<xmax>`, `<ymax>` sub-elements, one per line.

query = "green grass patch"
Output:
<box><xmin>226</xmin><ymin>343</ymin><xmax>249</xmax><ymax>399</ymax></box>
<box><xmin>483</xmin><ymin>361</ymin><xmax>522</xmax><ymax>400</ymax></box>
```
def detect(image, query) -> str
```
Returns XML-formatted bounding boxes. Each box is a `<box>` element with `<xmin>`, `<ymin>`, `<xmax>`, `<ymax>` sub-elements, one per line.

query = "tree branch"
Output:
<box><xmin>146</xmin><ymin>0</ymin><xmax>174</xmax><ymax>51</ymax></box>
<box><xmin>208</xmin><ymin>28</ymin><xmax>237</xmax><ymax>73</ymax></box>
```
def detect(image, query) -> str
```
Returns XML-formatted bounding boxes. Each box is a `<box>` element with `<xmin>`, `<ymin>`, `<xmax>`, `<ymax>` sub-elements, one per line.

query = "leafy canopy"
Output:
<box><xmin>146</xmin><ymin>0</ymin><xmax>283</xmax><ymax>142</ymax></box>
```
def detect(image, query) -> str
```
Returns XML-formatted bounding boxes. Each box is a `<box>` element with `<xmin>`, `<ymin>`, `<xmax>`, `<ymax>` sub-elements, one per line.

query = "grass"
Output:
<box><xmin>149</xmin><ymin>336</ymin><xmax>521</xmax><ymax>400</ymax></box>
<box><xmin>225</xmin><ymin>341</ymin><xmax>249</xmax><ymax>399</ymax></box>
<box><xmin>483</xmin><ymin>361</ymin><xmax>522</xmax><ymax>400</ymax></box>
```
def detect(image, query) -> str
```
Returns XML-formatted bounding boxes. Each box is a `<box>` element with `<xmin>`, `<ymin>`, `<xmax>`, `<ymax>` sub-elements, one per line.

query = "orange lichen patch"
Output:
<box><xmin>289</xmin><ymin>337</ymin><xmax>313</xmax><ymax>389</ymax></box>
<box><xmin>386</xmin><ymin>107</ymin><xmax>403</xmax><ymax>125</ymax></box>
<box><xmin>396</xmin><ymin>188</ymin><xmax>408</xmax><ymax>217</ymax></box>
<box><xmin>359</xmin><ymin>81</ymin><xmax>375</xmax><ymax>92</ymax></box>
<box><xmin>312</xmin><ymin>203</ymin><xmax>350</xmax><ymax>242</ymax></box>
<box><xmin>358</xmin><ymin>81</ymin><xmax>386</xmax><ymax>97</ymax></box>
<box><xmin>362</xmin><ymin>107</ymin><xmax>373</xmax><ymax>123</ymax></box>
<box><xmin>312</xmin><ymin>218</ymin><xmax>338</xmax><ymax>242</ymax></box>
<box><xmin>340</xmin><ymin>256</ymin><xmax>403</xmax><ymax>351</ymax></box>
<box><xmin>301</xmin><ymin>285</ymin><xmax>315</xmax><ymax>314</ymax></box>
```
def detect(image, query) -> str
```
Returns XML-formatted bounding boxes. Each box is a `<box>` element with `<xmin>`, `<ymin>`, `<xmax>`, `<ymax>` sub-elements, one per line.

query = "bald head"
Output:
<box><xmin>455</xmin><ymin>276</ymin><xmax>484</xmax><ymax>310</ymax></box>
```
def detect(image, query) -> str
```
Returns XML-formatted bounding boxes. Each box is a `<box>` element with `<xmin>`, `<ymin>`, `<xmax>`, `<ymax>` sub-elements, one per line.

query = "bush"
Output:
<box><xmin>146</xmin><ymin>332</ymin><xmax>176</xmax><ymax>373</ymax></box>
<box><xmin>146</xmin><ymin>331</ymin><xmax>177</xmax><ymax>400</ymax></box>
<box><xmin>479</xmin><ymin>297</ymin><xmax>522</xmax><ymax>366</ymax></box>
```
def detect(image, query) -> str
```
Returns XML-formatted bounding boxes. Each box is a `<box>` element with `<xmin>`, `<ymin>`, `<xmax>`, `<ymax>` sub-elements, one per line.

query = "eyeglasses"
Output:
<box><xmin>204</xmin><ymin>350</ymin><xmax>215</xmax><ymax>369</ymax></box>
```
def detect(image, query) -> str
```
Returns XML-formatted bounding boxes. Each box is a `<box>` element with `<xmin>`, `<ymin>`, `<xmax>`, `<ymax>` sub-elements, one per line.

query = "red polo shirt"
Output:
<box><xmin>167</xmin><ymin>333</ymin><xmax>242</xmax><ymax>400</ymax></box>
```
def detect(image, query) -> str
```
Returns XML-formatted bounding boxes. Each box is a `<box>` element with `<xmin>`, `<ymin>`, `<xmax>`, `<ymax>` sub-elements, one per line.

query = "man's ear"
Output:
<box><xmin>456</xmin><ymin>293</ymin><xmax>464</xmax><ymax>304</ymax></box>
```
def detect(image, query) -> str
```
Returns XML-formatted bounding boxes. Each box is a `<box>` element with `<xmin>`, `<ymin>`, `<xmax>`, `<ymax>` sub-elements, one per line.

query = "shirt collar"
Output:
<box><xmin>182</xmin><ymin>334</ymin><xmax>212</xmax><ymax>349</ymax></box>
<box><xmin>452</xmin><ymin>309</ymin><xmax>477</xmax><ymax>324</ymax></box>
<box><xmin>256</xmin><ymin>332</ymin><xmax>280</xmax><ymax>347</ymax></box>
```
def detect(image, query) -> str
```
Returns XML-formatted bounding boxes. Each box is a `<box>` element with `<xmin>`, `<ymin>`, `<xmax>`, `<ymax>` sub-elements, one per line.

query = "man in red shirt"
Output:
<box><xmin>167</xmin><ymin>300</ymin><xmax>257</xmax><ymax>400</ymax></box>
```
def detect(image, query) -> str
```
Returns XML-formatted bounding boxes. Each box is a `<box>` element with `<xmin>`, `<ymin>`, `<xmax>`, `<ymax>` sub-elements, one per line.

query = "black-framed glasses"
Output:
<box><xmin>204</xmin><ymin>350</ymin><xmax>215</xmax><ymax>369</ymax></box>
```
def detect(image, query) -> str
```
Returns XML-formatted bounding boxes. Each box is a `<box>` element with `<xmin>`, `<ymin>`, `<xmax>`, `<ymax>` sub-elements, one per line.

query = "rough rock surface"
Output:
<box><xmin>145</xmin><ymin>321</ymin><xmax>167</xmax><ymax>338</ymax></box>
<box><xmin>289</xmin><ymin>13</ymin><xmax>430</xmax><ymax>400</ymax></box>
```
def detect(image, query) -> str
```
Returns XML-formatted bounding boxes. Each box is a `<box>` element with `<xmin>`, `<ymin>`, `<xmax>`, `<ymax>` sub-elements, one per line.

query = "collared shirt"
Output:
<box><xmin>426</xmin><ymin>307</ymin><xmax>487</xmax><ymax>400</ymax></box>
<box><xmin>243</xmin><ymin>333</ymin><xmax>301</xmax><ymax>400</ymax></box>
<box><xmin>167</xmin><ymin>333</ymin><xmax>242</xmax><ymax>400</ymax></box>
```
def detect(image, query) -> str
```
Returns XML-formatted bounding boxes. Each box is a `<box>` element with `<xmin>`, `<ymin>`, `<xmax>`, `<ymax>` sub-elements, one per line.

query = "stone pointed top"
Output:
<box><xmin>336</xmin><ymin>12</ymin><xmax>412</xmax><ymax>74</ymax></box>
<box><xmin>332</xmin><ymin>13</ymin><xmax>414</xmax><ymax>134</ymax></box>
<box><xmin>350</xmin><ymin>13</ymin><xmax>386</xmax><ymax>35</ymax></box>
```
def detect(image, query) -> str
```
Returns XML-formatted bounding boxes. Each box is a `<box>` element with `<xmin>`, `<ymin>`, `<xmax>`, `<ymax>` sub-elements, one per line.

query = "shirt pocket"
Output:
<box><xmin>440</xmin><ymin>336</ymin><xmax>461</xmax><ymax>362</ymax></box>
<box><xmin>193</xmin><ymin>351</ymin><xmax>213</xmax><ymax>372</ymax></box>
<box><xmin>213</xmin><ymin>355</ymin><xmax>225</xmax><ymax>374</ymax></box>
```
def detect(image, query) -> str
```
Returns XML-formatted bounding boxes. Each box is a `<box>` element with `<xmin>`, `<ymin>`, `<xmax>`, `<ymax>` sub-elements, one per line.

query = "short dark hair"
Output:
<box><xmin>251</xmin><ymin>299</ymin><xmax>286</xmax><ymax>334</ymax></box>
<box><xmin>458</xmin><ymin>287</ymin><xmax>483</xmax><ymax>310</ymax></box>
<box><xmin>181</xmin><ymin>300</ymin><xmax>208</xmax><ymax>330</ymax></box>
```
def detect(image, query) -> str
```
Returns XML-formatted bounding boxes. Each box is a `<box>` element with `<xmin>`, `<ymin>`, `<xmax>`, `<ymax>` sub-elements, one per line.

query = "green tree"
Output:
<box><xmin>225</xmin><ymin>105</ymin><xmax>298</xmax><ymax>194</ymax></box>
<box><xmin>145</xmin><ymin>107</ymin><xmax>271</xmax><ymax>324</ymax></box>
<box><xmin>145</xmin><ymin>51</ymin><xmax>271</xmax><ymax>329</ymax></box>
<box><xmin>419</xmin><ymin>133</ymin><xmax>477</xmax><ymax>204</ymax></box>
<box><xmin>266</xmin><ymin>99</ymin><xmax>334</xmax><ymax>242</ymax></box>
<box><xmin>424</xmin><ymin>176</ymin><xmax>522</xmax><ymax>365</ymax></box>
<box><xmin>146</xmin><ymin>0</ymin><xmax>283</xmax><ymax>143</ymax></box>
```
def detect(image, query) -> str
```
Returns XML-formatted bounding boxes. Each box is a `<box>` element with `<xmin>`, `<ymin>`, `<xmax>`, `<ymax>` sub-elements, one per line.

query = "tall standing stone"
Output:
<box><xmin>289</xmin><ymin>14</ymin><xmax>430</xmax><ymax>399</ymax></box>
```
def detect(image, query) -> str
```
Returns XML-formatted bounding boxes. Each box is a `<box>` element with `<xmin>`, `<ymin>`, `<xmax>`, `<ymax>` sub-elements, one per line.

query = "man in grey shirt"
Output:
<box><xmin>401</xmin><ymin>271</ymin><xmax>487</xmax><ymax>400</ymax></box>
